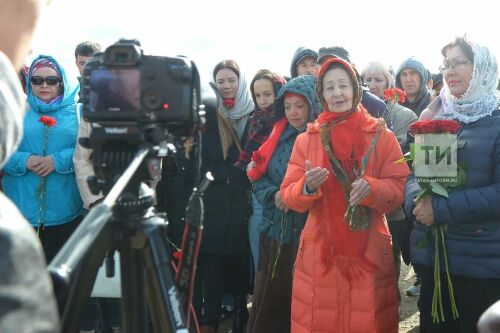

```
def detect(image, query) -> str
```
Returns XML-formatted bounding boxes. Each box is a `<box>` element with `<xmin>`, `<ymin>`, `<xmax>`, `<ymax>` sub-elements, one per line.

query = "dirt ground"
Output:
<box><xmin>397</xmin><ymin>262</ymin><xmax>421</xmax><ymax>333</ymax></box>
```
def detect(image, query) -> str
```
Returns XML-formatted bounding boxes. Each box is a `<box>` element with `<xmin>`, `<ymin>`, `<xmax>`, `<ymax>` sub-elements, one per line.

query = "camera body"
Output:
<box><xmin>79</xmin><ymin>40</ymin><xmax>206</xmax><ymax>194</ymax></box>
<box><xmin>80</xmin><ymin>40</ymin><xmax>201</xmax><ymax>138</ymax></box>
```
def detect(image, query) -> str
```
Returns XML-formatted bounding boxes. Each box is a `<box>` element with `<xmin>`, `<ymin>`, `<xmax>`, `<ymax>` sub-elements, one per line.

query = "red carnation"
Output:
<box><xmin>223</xmin><ymin>98</ymin><xmax>235</xmax><ymax>109</ymax></box>
<box><xmin>384</xmin><ymin>87</ymin><xmax>406</xmax><ymax>104</ymax></box>
<box><xmin>39</xmin><ymin>116</ymin><xmax>57</xmax><ymax>127</ymax></box>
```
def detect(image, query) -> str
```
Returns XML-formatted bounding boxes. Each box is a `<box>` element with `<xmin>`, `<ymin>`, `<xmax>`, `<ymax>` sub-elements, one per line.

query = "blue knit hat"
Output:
<box><xmin>275</xmin><ymin>75</ymin><xmax>321</xmax><ymax>121</ymax></box>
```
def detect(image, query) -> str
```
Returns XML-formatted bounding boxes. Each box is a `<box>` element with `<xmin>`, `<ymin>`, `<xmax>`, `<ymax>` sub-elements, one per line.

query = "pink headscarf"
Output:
<box><xmin>30</xmin><ymin>58</ymin><xmax>61</xmax><ymax>77</ymax></box>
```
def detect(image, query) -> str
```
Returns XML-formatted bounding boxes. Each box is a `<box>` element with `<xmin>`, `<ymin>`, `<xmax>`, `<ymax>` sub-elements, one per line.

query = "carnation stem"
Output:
<box><xmin>272</xmin><ymin>214</ymin><xmax>288</xmax><ymax>280</ymax></box>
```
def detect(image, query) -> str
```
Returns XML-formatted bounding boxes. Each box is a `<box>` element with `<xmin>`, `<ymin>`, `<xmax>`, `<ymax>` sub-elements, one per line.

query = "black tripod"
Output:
<box><xmin>49</xmin><ymin>147</ymin><xmax>209</xmax><ymax>333</ymax></box>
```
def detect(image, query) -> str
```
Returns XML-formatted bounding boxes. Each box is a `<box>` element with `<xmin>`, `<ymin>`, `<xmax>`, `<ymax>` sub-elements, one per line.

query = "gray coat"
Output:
<box><xmin>386</xmin><ymin>102</ymin><xmax>417</xmax><ymax>222</ymax></box>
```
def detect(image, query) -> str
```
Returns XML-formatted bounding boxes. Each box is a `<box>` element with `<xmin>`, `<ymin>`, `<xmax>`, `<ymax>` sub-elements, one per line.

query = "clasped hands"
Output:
<box><xmin>304</xmin><ymin>160</ymin><xmax>371</xmax><ymax>206</ymax></box>
<box><xmin>26</xmin><ymin>155</ymin><xmax>55</xmax><ymax>177</ymax></box>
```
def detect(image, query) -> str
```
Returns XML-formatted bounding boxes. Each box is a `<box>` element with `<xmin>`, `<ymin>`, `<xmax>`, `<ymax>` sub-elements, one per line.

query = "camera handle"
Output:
<box><xmin>48</xmin><ymin>147</ymin><xmax>199</xmax><ymax>333</ymax></box>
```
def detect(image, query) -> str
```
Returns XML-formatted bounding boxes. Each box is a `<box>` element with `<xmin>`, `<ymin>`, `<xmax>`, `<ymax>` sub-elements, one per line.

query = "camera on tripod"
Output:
<box><xmin>48</xmin><ymin>40</ymin><xmax>212</xmax><ymax>333</ymax></box>
<box><xmin>79</xmin><ymin>39</ymin><xmax>205</xmax><ymax>195</ymax></box>
<box><xmin>80</xmin><ymin>39</ymin><xmax>201</xmax><ymax>136</ymax></box>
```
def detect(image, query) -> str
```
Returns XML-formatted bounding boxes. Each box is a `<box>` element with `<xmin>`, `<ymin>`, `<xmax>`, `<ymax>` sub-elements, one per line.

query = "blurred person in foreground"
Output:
<box><xmin>0</xmin><ymin>0</ymin><xmax>59</xmax><ymax>332</ymax></box>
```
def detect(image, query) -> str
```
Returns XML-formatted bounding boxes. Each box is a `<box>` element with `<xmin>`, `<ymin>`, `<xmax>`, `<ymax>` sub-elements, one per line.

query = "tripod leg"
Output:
<box><xmin>140</xmin><ymin>217</ymin><xmax>189</xmax><ymax>332</ymax></box>
<box><xmin>59</xmin><ymin>245</ymin><xmax>106</xmax><ymax>333</ymax></box>
<box><xmin>119</xmin><ymin>246</ymin><xmax>149</xmax><ymax>333</ymax></box>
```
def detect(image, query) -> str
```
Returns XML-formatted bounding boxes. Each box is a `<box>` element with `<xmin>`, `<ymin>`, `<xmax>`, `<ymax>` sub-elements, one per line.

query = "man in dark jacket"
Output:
<box><xmin>0</xmin><ymin>1</ymin><xmax>59</xmax><ymax>332</ymax></box>
<box><xmin>317</xmin><ymin>46</ymin><xmax>393</xmax><ymax>129</ymax></box>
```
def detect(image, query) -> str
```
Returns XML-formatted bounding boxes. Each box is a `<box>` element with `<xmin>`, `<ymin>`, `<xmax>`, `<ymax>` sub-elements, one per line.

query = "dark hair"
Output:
<box><xmin>74</xmin><ymin>41</ymin><xmax>102</xmax><ymax>58</ymax></box>
<box><xmin>441</xmin><ymin>36</ymin><xmax>474</xmax><ymax>63</ymax></box>
<box><xmin>212</xmin><ymin>59</ymin><xmax>240</xmax><ymax>81</ymax></box>
<box><xmin>18</xmin><ymin>66</ymin><xmax>29</xmax><ymax>93</ymax></box>
<box><xmin>249</xmin><ymin>69</ymin><xmax>286</xmax><ymax>107</ymax></box>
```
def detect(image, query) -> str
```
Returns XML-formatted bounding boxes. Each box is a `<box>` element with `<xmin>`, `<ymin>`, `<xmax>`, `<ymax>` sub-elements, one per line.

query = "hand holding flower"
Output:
<box><xmin>349</xmin><ymin>178</ymin><xmax>371</xmax><ymax>206</ymax></box>
<box><xmin>33</xmin><ymin>155</ymin><xmax>55</xmax><ymax>177</ymax></box>
<box><xmin>305</xmin><ymin>160</ymin><xmax>329</xmax><ymax>193</ymax></box>
<box><xmin>413</xmin><ymin>195</ymin><xmax>434</xmax><ymax>226</ymax></box>
<box><xmin>246</xmin><ymin>160</ymin><xmax>256</xmax><ymax>173</ymax></box>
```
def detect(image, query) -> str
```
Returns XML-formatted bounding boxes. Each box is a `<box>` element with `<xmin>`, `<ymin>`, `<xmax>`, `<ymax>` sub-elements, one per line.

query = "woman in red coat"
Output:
<box><xmin>280</xmin><ymin>57</ymin><xmax>410</xmax><ymax>333</ymax></box>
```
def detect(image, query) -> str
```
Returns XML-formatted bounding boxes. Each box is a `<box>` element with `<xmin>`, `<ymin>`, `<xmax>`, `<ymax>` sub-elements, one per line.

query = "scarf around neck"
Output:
<box><xmin>314</xmin><ymin>106</ymin><xmax>380</xmax><ymax>277</ymax></box>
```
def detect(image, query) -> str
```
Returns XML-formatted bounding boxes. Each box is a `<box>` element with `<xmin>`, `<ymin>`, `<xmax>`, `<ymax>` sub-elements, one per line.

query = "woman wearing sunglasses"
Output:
<box><xmin>1</xmin><ymin>55</ymin><xmax>83</xmax><ymax>262</ymax></box>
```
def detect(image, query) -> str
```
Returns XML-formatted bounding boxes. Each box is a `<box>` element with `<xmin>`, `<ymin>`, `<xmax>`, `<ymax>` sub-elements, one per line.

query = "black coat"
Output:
<box><xmin>200</xmin><ymin>108</ymin><xmax>252</xmax><ymax>255</ymax></box>
<box><xmin>156</xmin><ymin>145</ymin><xmax>196</xmax><ymax>249</ymax></box>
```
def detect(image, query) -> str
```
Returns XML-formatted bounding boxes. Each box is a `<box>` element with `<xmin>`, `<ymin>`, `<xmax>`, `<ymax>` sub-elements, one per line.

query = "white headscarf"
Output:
<box><xmin>209</xmin><ymin>71</ymin><xmax>254</xmax><ymax>140</ymax></box>
<box><xmin>438</xmin><ymin>43</ymin><xmax>500</xmax><ymax>123</ymax></box>
<box><xmin>0</xmin><ymin>51</ymin><xmax>26</xmax><ymax>168</ymax></box>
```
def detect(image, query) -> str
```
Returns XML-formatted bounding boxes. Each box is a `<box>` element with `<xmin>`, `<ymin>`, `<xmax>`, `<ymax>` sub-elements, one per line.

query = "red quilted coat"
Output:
<box><xmin>280</xmin><ymin>117</ymin><xmax>409</xmax><ymax>333</ymax></box>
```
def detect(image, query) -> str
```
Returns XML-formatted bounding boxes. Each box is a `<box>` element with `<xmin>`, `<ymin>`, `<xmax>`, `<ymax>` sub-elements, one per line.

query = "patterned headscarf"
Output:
<box><xmin>30</xmin><ymin>58</ymin><xmax>61</xmax><ymax>77</ymax></box>
<box><xmin>437</xmin><ymin>43</ymin><xmax>499</xmax><ymax>123</ymax></box>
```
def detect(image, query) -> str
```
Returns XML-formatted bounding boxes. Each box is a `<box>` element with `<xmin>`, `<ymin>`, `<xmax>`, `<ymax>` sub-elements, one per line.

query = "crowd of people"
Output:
<box><xmin>1</xmin><ymin>2</ymin><xmax>500</xmax><ymax>332</ymax></box>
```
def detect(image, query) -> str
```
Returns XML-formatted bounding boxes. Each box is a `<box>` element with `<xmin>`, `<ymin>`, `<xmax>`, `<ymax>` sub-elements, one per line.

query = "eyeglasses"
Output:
<box><xmin>439</xmin><ymin>59</ymin><xmax>472</xmax><ymax>73</ymax></box>
<box><xmin>30</xmin><ymin>75</ymin><xmax>61</xmax><ymax>86</ymax></box>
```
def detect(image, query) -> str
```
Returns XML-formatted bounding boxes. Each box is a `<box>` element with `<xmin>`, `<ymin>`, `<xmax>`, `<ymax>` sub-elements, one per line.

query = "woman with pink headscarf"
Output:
<box><xmin>2</xmin><ymin>55</ymin><xmax>83</xmax><ymax>261</ymax></box>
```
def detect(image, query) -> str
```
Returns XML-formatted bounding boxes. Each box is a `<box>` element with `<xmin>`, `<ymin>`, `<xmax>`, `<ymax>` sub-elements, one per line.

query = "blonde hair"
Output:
<box><xmin>361</xmin><ymin>61</ymin><xmax>395</xmax><ymax>89</ymax></box>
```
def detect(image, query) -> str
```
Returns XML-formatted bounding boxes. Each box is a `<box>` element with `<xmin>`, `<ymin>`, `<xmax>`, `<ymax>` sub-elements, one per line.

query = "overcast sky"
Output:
<box><xmin>29</xmin><ymin>0</ymin><xmax>499</xmax><ymax>85</ymax></box>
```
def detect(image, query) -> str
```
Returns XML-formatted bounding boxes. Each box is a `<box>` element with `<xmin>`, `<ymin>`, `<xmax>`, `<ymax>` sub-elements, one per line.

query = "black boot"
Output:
<box><xmin>229</xmin><ymin>294</ymin><xmax>248</xmax><ymax>333</ymax></box>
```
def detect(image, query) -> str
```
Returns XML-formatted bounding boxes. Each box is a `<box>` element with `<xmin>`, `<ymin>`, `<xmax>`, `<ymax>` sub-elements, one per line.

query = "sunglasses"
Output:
<box><xmin>30</xmin><ymin>75</ymin><xmax>61</xmax><ymax>86</ymax></box>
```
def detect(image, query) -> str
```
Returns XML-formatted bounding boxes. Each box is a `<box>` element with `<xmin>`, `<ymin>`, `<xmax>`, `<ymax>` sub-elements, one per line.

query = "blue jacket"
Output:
<box><xmin>362</xmin><ymin>89</ymin><xmax>393</xmax><ymax>129</ymax></box>
<box><xmin>254</xmin><ymin>124</ymin><xmax>307</xmax><ymax>246</ymax></box>
<box><xmin>2</xmin><ymin>55</ymin><xmax>83</xmax><ymax>227</ymax></box>
<box><xmin>253</xmin><ymin>75</ymin><xmax>320</xmax><ymax>246</ymax></box>
<box><xmin>405</xmin><ymin>109</ymin><xmax>500</xmax><ymax>279</ymax></box>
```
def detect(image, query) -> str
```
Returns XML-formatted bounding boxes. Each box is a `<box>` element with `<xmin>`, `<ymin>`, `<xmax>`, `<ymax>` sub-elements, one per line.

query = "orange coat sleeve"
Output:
<box><xmin>280</xmin><ymin>134</ymin><xmax>322</xmax><ymax>213</ymax></box>
<box><xmin>359</xmin><ymin>130</ymin><xmax>410</xmax><ymax>214</ymax></box>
